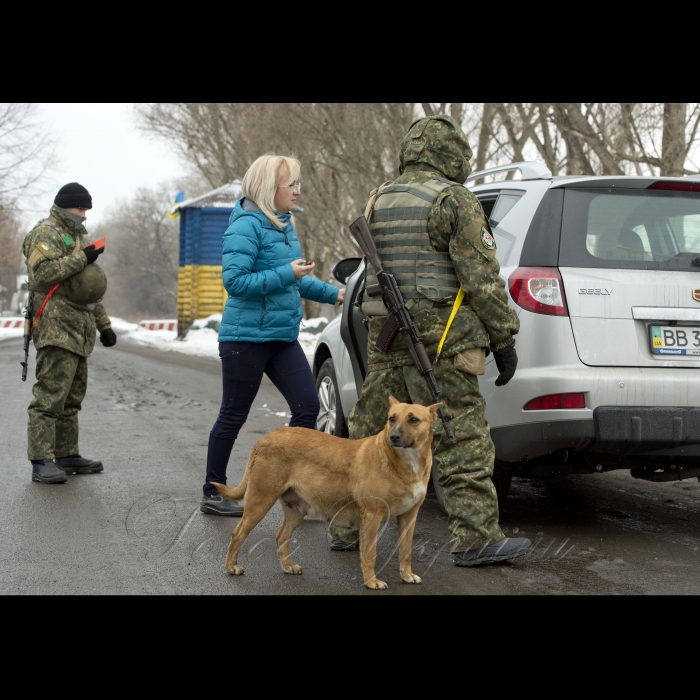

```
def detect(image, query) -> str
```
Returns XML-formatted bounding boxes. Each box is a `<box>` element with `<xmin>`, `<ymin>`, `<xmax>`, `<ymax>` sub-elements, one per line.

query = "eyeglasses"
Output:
<box><xmin>278</xmin><ymin>181</ymin><xmax>301</xmax><ymax>193</ymax></box>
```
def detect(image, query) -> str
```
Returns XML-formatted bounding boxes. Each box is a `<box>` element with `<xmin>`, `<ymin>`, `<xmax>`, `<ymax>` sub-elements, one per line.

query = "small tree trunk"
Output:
<box><xmin>661</xmin><ymin>103</ymin><xmax>687</xmax><ymax>176</ymax></box>
<box><xmin>450</xmin><ymin>102</ymin><xmax>464</xmax><ymax>127</ymax></box>
<box><xmin>474</xmin><ymin>103</ymin><xmax>495</xmax><ymax>184</ymax></box>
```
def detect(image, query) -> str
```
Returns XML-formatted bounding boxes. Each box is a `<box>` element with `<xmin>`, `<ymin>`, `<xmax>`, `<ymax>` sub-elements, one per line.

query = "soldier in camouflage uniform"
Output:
<box><xmin>331</xmin><ymin>115</ymin><xmax>532</xmax><ymax>566</ymax></box>
<box><xmin>23</xmin><ymin>183</ymin><xmax>117</xmax><ymax>484</ymax></box>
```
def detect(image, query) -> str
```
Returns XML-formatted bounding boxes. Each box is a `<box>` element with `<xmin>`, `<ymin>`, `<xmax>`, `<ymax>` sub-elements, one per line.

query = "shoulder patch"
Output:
<box><xmin>480</xmin><ymin>226</ymin><xmax>496</xmax><ymax>251</ymax></box>
<box><xmin>41</xmin><ymin>243</ymin><xmax>51</xmax><ymax>251</ymax></box>
<box><xmin>28</xmin><ymin>247</ymin><xmax>47</xmax><ymax>268</ymax></box>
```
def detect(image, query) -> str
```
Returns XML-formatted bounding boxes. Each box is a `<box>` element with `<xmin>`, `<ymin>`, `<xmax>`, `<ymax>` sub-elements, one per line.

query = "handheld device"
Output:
<box><xmin>298</xmin><ymin>260</ymin><xmax>313</xmax><ymax>266</ymax></box>
<box><xmin>87</xmin><ymin>237</ymin><xmax>106</xmax><ymax>253</ymax></box>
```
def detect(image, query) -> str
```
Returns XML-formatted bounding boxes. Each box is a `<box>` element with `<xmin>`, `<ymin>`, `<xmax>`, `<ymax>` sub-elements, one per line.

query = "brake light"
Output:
<box><xmin>524</xmin><ymin>393</ymin><xmax>586</xmax><ymax>410</ymax></box>
<box><xmin>508</xmin><ymin>267</ymin><xmax>568</xmax><ymax>316</ymax></box>
<box><xmin>648</xmin><ymin>181</ymin><xmax>700</xmax><ymax>192</ymax></box>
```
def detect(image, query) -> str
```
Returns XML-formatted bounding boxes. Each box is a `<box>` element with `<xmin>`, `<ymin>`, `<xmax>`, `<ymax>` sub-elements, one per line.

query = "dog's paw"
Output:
<box><xmin>283</xmin><ymin>563</ymin><xmax>303</xmax><ymax>575</ymax></box>
<box><xmin>365</xmin><ymin>578</ymin><xmax>389</xmax><ymax>590</ymax></box>
<box><xmin>401</xmin><ymin>572</ymin><xmax>422</xmax><ymax>584</ymax></box>
<box><xmin>227</xmin><ymin>564</ymin><xmax>245</xmax><ymax>575</ymax></box>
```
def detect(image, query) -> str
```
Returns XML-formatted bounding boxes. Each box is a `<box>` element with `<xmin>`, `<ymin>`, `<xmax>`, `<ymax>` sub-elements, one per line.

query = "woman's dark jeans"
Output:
<box><xmin>203</xmin><ymin>340</ymin><xmax>320</xmax><ymax>496</ymax></box>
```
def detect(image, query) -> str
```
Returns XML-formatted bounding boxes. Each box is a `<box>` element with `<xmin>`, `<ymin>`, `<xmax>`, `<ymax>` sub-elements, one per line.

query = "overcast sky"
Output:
<box><xmin>29</xmin><ymin>103</ymin><xmax>186</xmax><ymax>228</ymax></box>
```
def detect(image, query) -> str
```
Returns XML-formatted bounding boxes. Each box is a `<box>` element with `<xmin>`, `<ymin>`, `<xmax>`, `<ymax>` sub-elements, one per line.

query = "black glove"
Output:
<box><xmin>492</xmin><ymin>342</ymin><xmax>517</xmax><ymax>386</ymax></box>
<box><xmin>83</xmin><ymin>245</ymin><xmax>102</xmax><ymax>265</ymax></box>
<box><xmin>100</xmin><ymin>328</ymin><xmax>117</xmax><ymax>347</ymax></box>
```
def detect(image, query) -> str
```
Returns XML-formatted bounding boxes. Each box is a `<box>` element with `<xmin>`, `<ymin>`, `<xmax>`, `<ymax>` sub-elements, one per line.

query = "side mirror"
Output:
<box><xmin>332</xmin><ymin>257</ymin><xmax>362</xmax><ymax>285</ymax></box>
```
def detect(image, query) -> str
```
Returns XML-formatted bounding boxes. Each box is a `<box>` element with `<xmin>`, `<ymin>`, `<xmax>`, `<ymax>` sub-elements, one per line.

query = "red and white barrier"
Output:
<box><xmin>139</xmin><ymin>320</ymin><xmax>176</xmax><ymax>331</ymax></box>
<box><xmin>0</xmin><ymin>319</ymin><xmax>23</xmax><ymax>328</ymax></box>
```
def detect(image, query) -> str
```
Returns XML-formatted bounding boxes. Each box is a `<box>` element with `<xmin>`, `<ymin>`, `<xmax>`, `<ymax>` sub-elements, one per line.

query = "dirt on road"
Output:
<box><xmin>2</xmin><ymin>336</ymin><xmax>700</xmax><ymax>595</ymax></box>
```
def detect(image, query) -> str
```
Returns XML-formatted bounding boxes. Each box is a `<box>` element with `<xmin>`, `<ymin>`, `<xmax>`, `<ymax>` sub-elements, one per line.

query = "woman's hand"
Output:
<box><xmin>336</xmin><ymin>288</ymin><xmax>346</xmax><ymax>305</ymax></box>
<box><xmin>292</xmin><ymin>259</ymin><xmax>315</xmax><ymax>280</ymax></box>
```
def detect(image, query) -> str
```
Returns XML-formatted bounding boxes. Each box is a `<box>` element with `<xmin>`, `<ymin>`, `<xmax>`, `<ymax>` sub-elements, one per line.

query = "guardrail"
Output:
<box><xmin>0</xmin><ymin>319</ymin><xmax>23</xmax><ymax>329</ymax></box>
<box><xmin>139</xmin><ymin>320</ymin><xmax>177</xmax><ymax>331</ymax></box>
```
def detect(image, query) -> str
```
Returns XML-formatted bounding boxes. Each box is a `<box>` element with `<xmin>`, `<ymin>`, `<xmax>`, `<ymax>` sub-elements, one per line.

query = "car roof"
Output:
<box><xmin>466</xmin><ymin>161</ymin><xmax>700</xmax><ymax>192</ymax></box>
<box><xmin>549</xmin><ymin>175</ymin><xmax>700</xmax><ymax>189</ymax></box>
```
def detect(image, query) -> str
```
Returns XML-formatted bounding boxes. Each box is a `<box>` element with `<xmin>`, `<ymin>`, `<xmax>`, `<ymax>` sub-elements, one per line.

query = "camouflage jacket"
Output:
<box><xmin>365</xmin><ymin>115</ymin><xmax>519</xmax><ymax>371</ymax></box>
<box><xmin>22</xmin><ymin>205</ymin><xmax>111</xmax><ymax>358</ymax></box>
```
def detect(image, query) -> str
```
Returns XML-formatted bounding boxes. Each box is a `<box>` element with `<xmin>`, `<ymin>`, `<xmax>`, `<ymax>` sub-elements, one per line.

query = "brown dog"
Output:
<box><xmin>213</xmin><ymin>397</ymin><xmax>441</xmax><ymax>590</ymax></box>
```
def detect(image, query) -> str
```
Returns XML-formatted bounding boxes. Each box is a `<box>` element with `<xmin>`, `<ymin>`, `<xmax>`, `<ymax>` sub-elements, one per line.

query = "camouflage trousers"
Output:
<box><xmin>331</xmin><ymin>362</ymin><xmax>503</xmax><ymax>552</ymax></box>
<box><xmin>27</xmin><ymin>345</ymin><xmax>87</xmax><ymax>460</ymax></box>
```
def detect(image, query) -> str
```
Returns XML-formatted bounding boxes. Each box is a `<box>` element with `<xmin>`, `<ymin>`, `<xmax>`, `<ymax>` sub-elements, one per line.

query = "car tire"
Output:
<box><xmin>431</xmin><ymin>457</ymin><xmax>514</xmax><ymax>513</ymax></box>
<box><xmin>315</xmin><ymin>358</ymin><xmax>349</xmax><ymax>438</ymax></box>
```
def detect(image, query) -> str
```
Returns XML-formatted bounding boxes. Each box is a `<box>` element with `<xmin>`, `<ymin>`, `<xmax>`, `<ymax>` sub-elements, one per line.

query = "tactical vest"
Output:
<box><xmin>360</xmin><ymin>178</ymin><xmax>461</xmax><ymax>317</ymax></box>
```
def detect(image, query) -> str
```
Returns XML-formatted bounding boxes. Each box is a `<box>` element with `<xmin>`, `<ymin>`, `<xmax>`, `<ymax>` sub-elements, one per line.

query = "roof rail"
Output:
<box><xmin>465</xmin><ymin>161</ymin><xmax>552</xmax><ymax>185</ymax></box>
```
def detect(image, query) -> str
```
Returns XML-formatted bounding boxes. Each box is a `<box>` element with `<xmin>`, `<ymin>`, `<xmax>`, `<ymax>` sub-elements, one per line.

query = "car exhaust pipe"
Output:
<box><xmin>631</xmin><ymin>465</ymin><xmax>700</xmax><ymax>482</ymax></box>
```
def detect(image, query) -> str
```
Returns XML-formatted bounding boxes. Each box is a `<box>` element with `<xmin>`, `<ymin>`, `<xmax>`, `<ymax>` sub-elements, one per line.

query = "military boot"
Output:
<box><xmin>54</xmin><ymin>455</ymin><xmax>104</xmax><ymax>475</ymax></box>
<box><xmin>453</xmin><ymin>537</ymin><xmax>532</xmax><ymax>567</ymax></box>
<box><xmin>31</xmin><ymin>460</ymin><xmax>68</xmax><ymax>484</ymax></box>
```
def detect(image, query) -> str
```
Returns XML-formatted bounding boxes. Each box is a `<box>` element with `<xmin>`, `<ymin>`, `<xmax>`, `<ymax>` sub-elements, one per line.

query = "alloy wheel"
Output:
<box><xmin>317</xmin><ymin>376</ymin><xmax>337</xmax><ymax>434</ymax></box>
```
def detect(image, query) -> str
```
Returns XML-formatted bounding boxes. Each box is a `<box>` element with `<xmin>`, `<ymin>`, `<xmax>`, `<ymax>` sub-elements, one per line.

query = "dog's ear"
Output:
<box><xmin>388</xmin><ymin>396</ymin><xmax>400</xmax><ymax>406</ymax></box>
<box><xmin>427</xmin><ymin>402</ymin><xmax>443</xmax><ymax>420</ymax></box>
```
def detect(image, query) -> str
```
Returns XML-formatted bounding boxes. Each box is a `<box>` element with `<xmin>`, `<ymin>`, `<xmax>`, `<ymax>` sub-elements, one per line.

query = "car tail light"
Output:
<box><xmin>508</xmin><ymin>267</ymin><xmax>568</xmax><ymax>316</ymax></box>
<box><xmin>524</xmin><ymin>393</ymin><xmax>586</xmax><ymax>410</ymax></box>
<box><xmin>648</xmin><ymin>181</ymin><xmax>700</xmax><ymax>192</ymax></box>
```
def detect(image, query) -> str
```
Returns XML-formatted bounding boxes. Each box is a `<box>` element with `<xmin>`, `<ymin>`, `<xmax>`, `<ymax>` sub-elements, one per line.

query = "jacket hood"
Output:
<box><xmin>230</xmin><ymin>197</ymin><xmax>292</xmax><ymax>229</ymax></box>
<box><xmin>398</xmin><ymin>114</ymin><xmax>473</xmax><ymax>182</ymax></box>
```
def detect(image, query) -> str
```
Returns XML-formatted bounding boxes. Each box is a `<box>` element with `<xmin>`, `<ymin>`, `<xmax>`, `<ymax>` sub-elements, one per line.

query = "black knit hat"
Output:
<box><xmin>54</xmin><ymin>182</ymin><xmax>92</xmax><ymax>209</ymax></box>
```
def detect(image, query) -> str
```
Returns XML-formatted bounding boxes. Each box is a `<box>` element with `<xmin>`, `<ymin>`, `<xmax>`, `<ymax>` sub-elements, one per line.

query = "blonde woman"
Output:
<box><xmin>200</xmin><ymin>155</ymin><xmax>344</xmax><ymax>515</ymax></box>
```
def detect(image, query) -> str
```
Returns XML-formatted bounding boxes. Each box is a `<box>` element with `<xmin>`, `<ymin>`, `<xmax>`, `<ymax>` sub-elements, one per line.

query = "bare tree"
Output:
<box><xmin>137</xmin><ymin>103</ymin><xmax>416</xmax><ymax>318</ymax></box>
<box><xmin>469</xmin><ymin>103</ymin><xmax>700</xmax><ymax>178</ymax></box>
<box><xmin>93</xmin><ymin>184</ymin><xmax>179</xmax><ymax>320</ymax></box>
<box><xmin>0</xmin><ymin>206</ymin><xmax>24</xmax><ymax>311</ymax></box>
<box><xmin>134</xmin><ymin>102</ymin><xmax>700</xmax><ymax>318</ymax></box>
<box><xmin>0</xmin><ymin>104</ymin><xmax>55</xmax><ymax>210</ymax></box>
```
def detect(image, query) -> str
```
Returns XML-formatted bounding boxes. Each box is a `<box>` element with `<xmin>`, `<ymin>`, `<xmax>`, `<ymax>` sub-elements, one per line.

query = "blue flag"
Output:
<box><xmin>167</xmin><ymin>190</ymin><xmax>185</xmax><ymax>219</ymax></box>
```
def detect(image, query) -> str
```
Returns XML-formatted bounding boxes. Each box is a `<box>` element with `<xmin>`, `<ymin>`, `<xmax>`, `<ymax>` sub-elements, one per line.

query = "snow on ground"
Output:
<box><xmin>0</xmin><ymin>323</ymin><xmax>24</xmax><ymax>342</ymax></box>
<box><xmin>1</xmin><ymin>313</ymin><xmax>330</xmax><ymax>364</ymax></box>
<box><xmin>115</xmin><ymin>314</ymin><xmax>329</xmax><ymax>363</ymax></box>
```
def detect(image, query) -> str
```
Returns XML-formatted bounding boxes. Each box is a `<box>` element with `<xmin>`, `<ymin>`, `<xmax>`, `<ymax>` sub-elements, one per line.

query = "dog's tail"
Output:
<box><xmin>212</xmin><ymin>445</ymin><xmax>257</xmax><ymax>501</ymax></box>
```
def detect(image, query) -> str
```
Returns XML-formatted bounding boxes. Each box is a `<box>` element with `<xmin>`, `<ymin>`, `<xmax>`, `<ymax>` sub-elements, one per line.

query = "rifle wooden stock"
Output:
<box><xmin>349</xmin><ymin>217</ymin><xmax>384</xmax><ymax>276</ymax></box>
<box><xmin>347</xmin><ymin>215</ymin><xmax>456</xmax><ymax>443</ymax></box>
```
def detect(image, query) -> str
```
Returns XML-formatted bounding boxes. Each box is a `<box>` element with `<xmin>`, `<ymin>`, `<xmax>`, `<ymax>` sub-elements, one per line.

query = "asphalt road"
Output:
<box><xmin>2</xmin><ymin>335</ymin><xmax>700</xmax><ymax>595</ymax></box>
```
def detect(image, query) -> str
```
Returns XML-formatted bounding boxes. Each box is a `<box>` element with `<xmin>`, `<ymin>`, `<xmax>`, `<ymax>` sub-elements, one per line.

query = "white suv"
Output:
<box><xmin>313</xmin><ymin>162</ymin><xmax>700</xmax><ymax>505</ymax></box>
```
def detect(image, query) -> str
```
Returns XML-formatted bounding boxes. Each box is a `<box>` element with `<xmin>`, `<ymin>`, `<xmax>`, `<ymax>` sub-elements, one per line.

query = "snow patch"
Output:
<box><xmin>117</xmin><ymin>314</ymin><xmax>326</xmax><ymax>365</ymax></box>
<box><xmin>0</xmin><ymin>324</ymin><xmax>24</xmax><ymax>342</ymax></box>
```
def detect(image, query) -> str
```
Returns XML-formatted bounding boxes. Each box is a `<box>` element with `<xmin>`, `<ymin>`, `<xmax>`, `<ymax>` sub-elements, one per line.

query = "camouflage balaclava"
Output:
<box><xmin>398</xmin><ymin>114</ymin><xmax>473</xmax><ymax>182</ymax></box>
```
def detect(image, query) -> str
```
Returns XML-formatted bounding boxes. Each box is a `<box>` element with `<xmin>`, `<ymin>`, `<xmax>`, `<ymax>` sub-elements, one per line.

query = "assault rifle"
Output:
<box><xmin>20</xmin><ymin>293</ymin><xmax>32</xmax><ymax>381</ymax></box>
<box><xmin>348</xmin><ymin>215</ymin><xmax>456</xmax><ymax>443</ymax></box>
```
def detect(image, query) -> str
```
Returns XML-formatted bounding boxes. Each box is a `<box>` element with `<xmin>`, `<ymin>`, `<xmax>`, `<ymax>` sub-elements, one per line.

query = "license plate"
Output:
<box><xmin>650</xmin><ymin>325</ymin><xmax>700</xmax><ymax>355</ymax></box>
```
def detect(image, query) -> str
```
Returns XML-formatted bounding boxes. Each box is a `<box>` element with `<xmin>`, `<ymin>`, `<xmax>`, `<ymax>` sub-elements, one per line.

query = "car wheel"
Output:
<box><xmin>431</xmin><ymin>457</ymin><xmax>514</xmax><ymax>512</ymax></box>
<box><xmin>315</xmin><ymin>358</ymin><xmax>348</xmax><ymax>438</ymax></box>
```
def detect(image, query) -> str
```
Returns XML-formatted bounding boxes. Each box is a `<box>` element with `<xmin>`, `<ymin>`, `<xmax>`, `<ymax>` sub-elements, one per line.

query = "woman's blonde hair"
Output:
<box><xmin>241</xmin><ymin>154</ymin><xmax>301</xmax><ymax>229</ymax></box>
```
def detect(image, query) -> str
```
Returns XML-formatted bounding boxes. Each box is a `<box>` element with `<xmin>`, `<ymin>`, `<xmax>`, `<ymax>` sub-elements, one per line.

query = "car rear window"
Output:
<box><xmin>559</xmin><ymin>188</ymin><xmax>700</xmax><ymax>271</ymax></box>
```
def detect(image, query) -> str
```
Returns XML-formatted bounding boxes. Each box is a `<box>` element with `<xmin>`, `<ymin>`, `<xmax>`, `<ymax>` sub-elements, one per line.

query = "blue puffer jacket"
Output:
<box><xmin>219</xmin><ymin>197</ymin><xmax>339</xmax><ymax>343</ymax></box>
